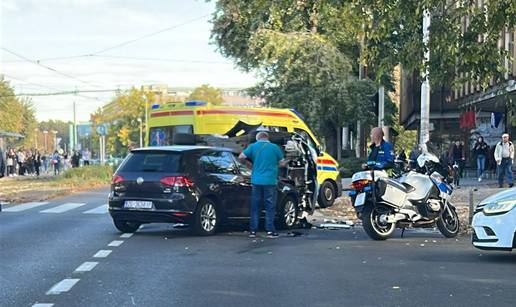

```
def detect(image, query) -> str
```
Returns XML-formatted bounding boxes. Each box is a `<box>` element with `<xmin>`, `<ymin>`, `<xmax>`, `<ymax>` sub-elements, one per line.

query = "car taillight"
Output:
<box><xmin>160</xmin><ymin>176</ymin><xmax>194</xmax><ymax>187</ymax></box>
<box><xmin>112</xmin><ymin>175</ymin><xmax>124</xmax><ymax>184</ymax></box>
<box><xmin>351</xmin><ymin>179</ymin><xmax>371</xmax><ymax>191</ymax></box>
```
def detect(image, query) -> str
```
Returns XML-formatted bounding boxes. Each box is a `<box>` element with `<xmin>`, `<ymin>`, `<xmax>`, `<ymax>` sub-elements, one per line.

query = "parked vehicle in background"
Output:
<box><xmin>472</xmin><ymin>188</ymin><xmax>516</xmax><ymax>251</ymax></box>
<box><xmin>147</xmin><ymin>101</ymin><xmax>342</xmax><ymax>208</ymax></box>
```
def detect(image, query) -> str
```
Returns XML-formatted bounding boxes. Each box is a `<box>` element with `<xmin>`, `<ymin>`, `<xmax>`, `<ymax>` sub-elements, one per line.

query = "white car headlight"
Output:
<box><xmin>483</xmin><ymin>200</ymin><xmax>516</xmax><ymax>215</ymax></box>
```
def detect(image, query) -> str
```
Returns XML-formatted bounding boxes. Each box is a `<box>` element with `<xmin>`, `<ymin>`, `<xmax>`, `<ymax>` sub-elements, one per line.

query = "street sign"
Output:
<box><xmin>96</xmin><ymin>124</ymin><xmax>107</xmax><ymax>136</ymax></box>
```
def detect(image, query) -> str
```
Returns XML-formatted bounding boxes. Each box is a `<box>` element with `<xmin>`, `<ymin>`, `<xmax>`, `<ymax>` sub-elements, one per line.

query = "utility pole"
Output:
<box><xmin>378</xmin><ymin>86</ymin><xmax>385</xmax><ymax>128</ymax></box>
<box><xmin>73</xmin><ymin>101</ymin><xmax>78</xmax><ymax>150</ymax></box>
<box><xmin>420</xmin><ymin>9</ymin><xmax>431</xmax><ymax>152</ymax></box>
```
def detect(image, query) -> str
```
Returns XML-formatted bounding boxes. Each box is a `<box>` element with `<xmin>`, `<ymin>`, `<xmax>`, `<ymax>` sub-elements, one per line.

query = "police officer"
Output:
<box><xmin>367</xmin><ymin>127</ymin><xmax>394</xmax><ymax>170</ymax></box>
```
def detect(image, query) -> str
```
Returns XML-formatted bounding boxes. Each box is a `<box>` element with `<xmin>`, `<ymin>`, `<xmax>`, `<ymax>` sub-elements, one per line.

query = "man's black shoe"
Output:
<box><xmin>248</xmin><ymin>231</ymin><xmax>257</xmax><ymax>238</ymax></box>
<box><xmin>266</xmin><ymin>232</ymin><xmax>279</xmax><ymax>238</ymax></box>
<box><xmin>510</xmin><ymin>183</ymin><xmax>514</xmax><ymax>188</ymax></box>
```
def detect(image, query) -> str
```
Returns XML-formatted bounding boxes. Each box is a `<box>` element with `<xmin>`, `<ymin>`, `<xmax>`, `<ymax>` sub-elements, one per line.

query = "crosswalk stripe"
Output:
<box><xmin>83</xmin><ymin>204</ymin><xmax>108</xmax><ymax>214</ymax></box>
<box><xmin>40</xmin><ymin>203</ymin><xmax>86</xmax><ymax>213</ymax></box>
<box><xmin>3</xmin><ymin>202</ymin><xmax>49</xmax><ymax>212</ymax></box>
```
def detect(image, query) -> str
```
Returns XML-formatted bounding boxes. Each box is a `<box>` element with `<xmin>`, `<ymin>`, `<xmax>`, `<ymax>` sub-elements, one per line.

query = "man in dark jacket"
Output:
<box><xmin>367</xmin><ymin>127</ymin><xmax>394</xmax><ymax>170</ymax></box>
<box><xmin>0</xmin><ymin>148</ymin><xmax>5</xmax><ymax>178</ymax></box>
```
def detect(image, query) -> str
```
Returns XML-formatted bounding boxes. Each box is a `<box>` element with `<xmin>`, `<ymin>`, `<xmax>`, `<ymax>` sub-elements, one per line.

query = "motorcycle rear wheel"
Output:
<box><xmin>436</xmin><ymin>206</ymin><xmax>460</xmax><ymax>238</ymax></box>
<box><xmin>362</xmin><ymin>206</ymin><xmax>396</xmax><ymax>240</ymax></box>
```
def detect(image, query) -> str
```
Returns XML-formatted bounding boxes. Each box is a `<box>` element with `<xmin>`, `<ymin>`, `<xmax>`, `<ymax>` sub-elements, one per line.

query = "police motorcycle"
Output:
<box><xmin>349</xmin><ymin>144</ymin><xmax>460</xmax><ymax>240</ymax></box>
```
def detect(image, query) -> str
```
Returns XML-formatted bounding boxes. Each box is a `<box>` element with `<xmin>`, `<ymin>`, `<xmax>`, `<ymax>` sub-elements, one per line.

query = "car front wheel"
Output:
<box><xmin>277</xmin><ymin>196</ymin><xmax>298</xmax><ymax>230</ymax></box>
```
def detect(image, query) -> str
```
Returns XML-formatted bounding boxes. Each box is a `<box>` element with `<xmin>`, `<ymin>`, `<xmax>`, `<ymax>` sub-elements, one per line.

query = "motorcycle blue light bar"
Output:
<box><xmin>185</xmin><ymin>101</ymin><xmax>207</xmax><ymax>107</ymax></box>
<box><xmin>151</xmin><ymin>104</ymin><xmax>160</xmax><ymax>110</ymax></box>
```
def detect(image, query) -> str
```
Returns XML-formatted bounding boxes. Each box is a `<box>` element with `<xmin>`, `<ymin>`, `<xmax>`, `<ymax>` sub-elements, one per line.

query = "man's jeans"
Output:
<box><xmin>477</xmin><ymin>154</ymin><xmax>486</xmax><ymax>178</ymax></box>
<box><xmin>250</xmin><ymin>184</ymin><xmax>277</xmax><ymax>232</ymax></box>
<box><xmin>497</xmin><ymin>158</ymin><xmax>513</xmax><ymax>186</ymax></box>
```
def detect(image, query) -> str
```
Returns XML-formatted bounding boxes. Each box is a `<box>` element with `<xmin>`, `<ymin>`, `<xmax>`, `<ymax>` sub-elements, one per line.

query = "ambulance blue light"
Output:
<box><xmin>290</xmin><ymin>109</ymin><xmax>305</xmax><ymax>121</ymax></box>
<box><xmin>151</xmin><ymin>104</ymin><xmax>160</xmax><ymax>110</ymax></box>
<box><xmin>185</xmin><ymin>101</ymin><xmax>207</xmax><ymax>107</ymax></box>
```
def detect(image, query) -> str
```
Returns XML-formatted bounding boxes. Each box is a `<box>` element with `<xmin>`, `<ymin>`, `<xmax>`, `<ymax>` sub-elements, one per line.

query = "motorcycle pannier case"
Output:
<box><xmin>376</xmin><ymin>178</ymin><xmax>407</xmax><ymax>207</ymax></box>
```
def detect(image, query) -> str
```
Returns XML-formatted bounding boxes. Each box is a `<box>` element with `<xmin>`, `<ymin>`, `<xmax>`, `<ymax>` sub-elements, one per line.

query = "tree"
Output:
<box><xmin>187</xmin><ymin>84</ymin><xmax>224</xmax><ymax>104</ymax></box>
<box><xmin>92</xmin><ymin>88</ymin><xmax>154</xmax><ymax>156</ymax></box>
<box><xmin>347</xmin><ymin>0</ymin><xmax>516</xmax><ymax>89</ymax></box>
<box><xmin>38</xmin><ymin>120</ymin><xmax>71</xmax><ymax>150</ymax></box>
<box><xmin>0</xmin><ymin>78</ymin><xmax>38</xmax><ymax>148</ymax></box>
<box><xmin>211</xmin><ymin>0</ymin><xmax>395</xmax><ymax>158</ymax></box>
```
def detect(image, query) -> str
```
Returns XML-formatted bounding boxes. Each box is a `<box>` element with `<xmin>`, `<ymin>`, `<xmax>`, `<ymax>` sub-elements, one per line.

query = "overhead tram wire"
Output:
<box><xmin>1</xmin><ymin>14</ymin><xmax>211</xmax><ymax>64</ymax></box>
<box><xmin>0</xmin><ymin>47</ymin><xmax>108</xmax><ymax>90</ymax></box>
<box><xmin>2</xmin><ymin>74</ymin><xmax>102</xmax><ymax>101</ymax></box>
<box><xmin>89</xmin><ymin>14</ymin><xmax>210</xmax><ymax>55</ymax></box>
<box><xmin>0</xmin><ymin>88</ymin><xmax>124</xmax><ymax>99</ymax></box>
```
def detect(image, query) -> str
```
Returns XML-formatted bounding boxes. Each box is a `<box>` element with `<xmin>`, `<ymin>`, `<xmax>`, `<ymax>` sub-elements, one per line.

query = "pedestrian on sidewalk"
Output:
<box><xmin>473</xmin><ymin>136</ymin><xmax>488</xmax><ymax>181</ymax></box>
<box><xmin>494</xmin><ymin>133</ymin><xmax>514</xmax><ymax>188</ymax></box>
<box><xmin>448</xmin><ymin>140</ymin><xmax>465</xmax><ymax>187</ymax></box>
<box><xmin>34</xmin><ymin>150</ymin><xmax>41</xmax><ymax>176</ymax></box>
<box><xmin>16</xmin><ymin>149</ymin><xmax>26</xmax><ymax>176</ymax></box>
<box><xmin>0</xmin><ymin>147</ymin><xmax>5</xmax><ymax>178</ymax></box>
<box><xmin>52</xmin><ymin>150</ymin><xmax>61</xmax><ymax>176</ymax></box>
<box><xmin>6</xmin><ymin>148</ymin><xmax>16</xmax><ymax>177</ymax></box>
<box><xmin>239</xmin><ymin>130</ymin><xmax>287</xmax><ymax>238</ymax></box>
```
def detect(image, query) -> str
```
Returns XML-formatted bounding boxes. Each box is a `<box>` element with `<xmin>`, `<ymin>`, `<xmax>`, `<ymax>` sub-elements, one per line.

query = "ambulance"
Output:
<box><xmin>147</xmin><ymin>101</ymin><xmax>342</xmax><ymax>207</ymax></box>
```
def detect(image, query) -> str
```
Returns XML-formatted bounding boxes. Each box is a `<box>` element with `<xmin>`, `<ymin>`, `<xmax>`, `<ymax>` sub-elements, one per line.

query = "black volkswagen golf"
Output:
<box><xmin>108</xmin><ymin>146</ymin><xmax>300</xmax><ymax>235</ymax></box>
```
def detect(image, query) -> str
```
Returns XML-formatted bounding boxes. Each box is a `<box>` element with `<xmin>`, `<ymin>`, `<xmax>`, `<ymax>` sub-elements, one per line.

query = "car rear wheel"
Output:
<box><xmin>318</xmin><ymin>181</ymin><xmax>336</xmax><ymax>208</ymax></box>
<box><xmin>113</xmin><ymin>219</ymin><xmax>141</xmax><ymax>233</ymax></box>
<box><xmin>277</xmin><ymin>196</ymin><xmax>298</xmax><ymax>230</ymax></box>
<box><xmin>194</xmin><ymin>198</ymin><xmax>218</xmax><ymax>236</ymax></box>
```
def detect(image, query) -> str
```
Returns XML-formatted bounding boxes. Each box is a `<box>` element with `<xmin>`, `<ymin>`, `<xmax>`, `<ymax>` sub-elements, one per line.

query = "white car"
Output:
<box><xmin>472</xmin><ymin>188</ymin><xmax>516</xmax><ymax>251</ymax></box>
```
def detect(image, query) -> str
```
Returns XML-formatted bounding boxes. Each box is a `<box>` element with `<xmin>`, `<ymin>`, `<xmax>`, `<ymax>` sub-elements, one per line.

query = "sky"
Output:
<box><xmin>0</xmin><ymin>0</ymin><xmax>258</xmax><ymax>122</ymax></box>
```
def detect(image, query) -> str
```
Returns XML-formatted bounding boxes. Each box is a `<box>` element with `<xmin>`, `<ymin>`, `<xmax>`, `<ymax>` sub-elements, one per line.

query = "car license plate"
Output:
<box><xmin>354</xmin><ymin>193</ymin><xmax>366</xmax><ymax>207</ymax></box>
<box><xmin>124</xmin><ymin>201</ymin><xmax>153</xmax><ymax>209</ymax></box>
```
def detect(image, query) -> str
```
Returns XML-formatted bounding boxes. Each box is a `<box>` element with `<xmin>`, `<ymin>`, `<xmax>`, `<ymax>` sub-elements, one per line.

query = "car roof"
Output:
<box><xmin>131</xmin><ymin>145</ymin><xmax>235</xmax><ymax>153</ymax></box>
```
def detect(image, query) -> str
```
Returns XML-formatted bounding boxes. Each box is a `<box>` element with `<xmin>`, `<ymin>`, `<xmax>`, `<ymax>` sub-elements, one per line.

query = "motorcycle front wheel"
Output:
<box><xmin>362</xmin><ymin>205</ymin><xmax>396</xmax><ymax>240</ymax></box>
<box><xmin>436</xmin><ymin>206</ymin><xmax>460</xmax><ymax>238</ymax></box>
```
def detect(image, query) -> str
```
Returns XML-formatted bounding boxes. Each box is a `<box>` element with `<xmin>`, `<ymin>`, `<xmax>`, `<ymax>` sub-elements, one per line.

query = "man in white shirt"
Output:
<box><xmin>494</xmin><ymin>133</ymin><xmax>514</xmax><ymax>188</ymax></box>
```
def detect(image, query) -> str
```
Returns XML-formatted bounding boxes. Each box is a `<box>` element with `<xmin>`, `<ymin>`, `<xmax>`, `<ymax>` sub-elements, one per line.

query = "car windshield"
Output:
<box><xmin>118</xmin><ymin>151</ymin><xmax>182</xmax><ymax>173</ymax></box>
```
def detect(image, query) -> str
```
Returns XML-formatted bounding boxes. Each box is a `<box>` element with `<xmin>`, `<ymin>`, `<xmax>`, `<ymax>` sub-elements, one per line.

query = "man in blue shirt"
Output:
<box><xmin>239</xmin><ymin>131</ymin><xmax>286</xmax><ymax>238</ymax></box>
<box><xmin>367</xmin><ymin>127</ymin><xmax>394</xmax><ymax>170</ymax></box>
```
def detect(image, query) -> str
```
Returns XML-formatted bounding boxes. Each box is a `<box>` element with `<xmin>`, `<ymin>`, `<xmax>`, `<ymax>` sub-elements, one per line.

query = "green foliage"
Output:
<box><xmin>211</xmin><ymin>0</ymin><xmax>397</xmax><ymax>159</ymax></box>
<box><xmin>62</xmin><ymin>165</ymin><xmax>113</xmax><ymax>184</ymax></box>
<box><xmin>187</xmin><ymin>84</ymin><xmax>224</xmax><ymax>104</ymax></box>
<box><xmin>348</xmin><ymin>0</ymin><xmax>516</xmax><ymax>89</ymax></box>
<box><xmin>338</xmin><ymin>157</ymin><xmax>367</xmax><ymax>178</ymax></box>
<box><xmin>0</xmin><ymin>78</ymin><xmax>38</xmax><ymax>148</ymax></box>
<box><xmin>93</xmin><ymin>88</ymin><xmax>153</xmax><ymax>156</ymax></box>
<box><xmin>38</xmin><ymin>120</ymin><xmax>71</xmax><ymax>148</ymax></box>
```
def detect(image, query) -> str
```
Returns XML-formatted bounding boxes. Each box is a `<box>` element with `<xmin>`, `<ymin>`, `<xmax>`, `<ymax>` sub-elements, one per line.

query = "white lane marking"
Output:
<box><xmin>93</xmin><ymin>250</ymin><xmax>112</xmax><ymax>258</ymax></box>
<box><xmin>74</xmin><ymin>262</ymin><xmax>98</xmax><ymax>273</ymax></box>
<box><xmin>120</xmin><ymin>233</ymin><xmax>133</xmax><ymax>238</ymax></box>
<box><xmin>108</xmin><ymin>240</ymin><xmax>124</xmax><ymax>247</ymax></box>
<box><xmin>3</xmin><ymin>202</ymin><xmax>49</xmax><ymax>212</ymax></box>
<box><xmin>46</xmin><ymin>279</ymin><xmax>80</xmax><ymax>295</ymax></box>
<box><xmin>40</xmin><ymin>203</ymin><xmax>86</xmax><ymax>213</ymax></box>
<box><xmin>83</xmin><ymin>204</ymin><xmax>108</xmax><ymax>214</ymax></box>
<box><xmin>32</xmin><ymin>304</ymin><xmax>54</xmax><ymax>307</ymax></box>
